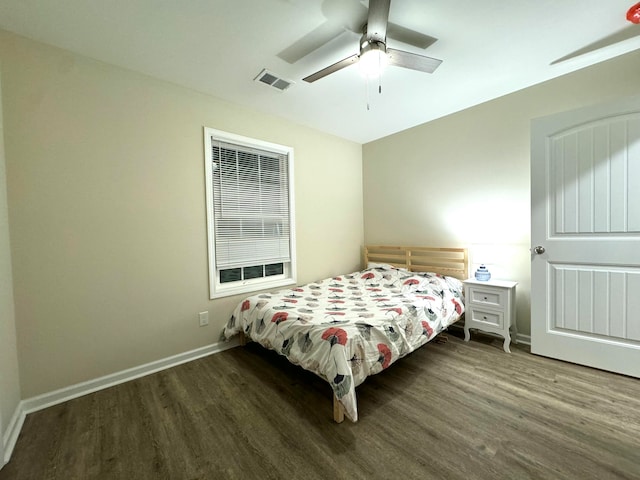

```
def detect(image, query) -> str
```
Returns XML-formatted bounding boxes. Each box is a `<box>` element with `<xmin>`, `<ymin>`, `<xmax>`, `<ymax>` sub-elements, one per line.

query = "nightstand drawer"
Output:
<box><xmin>469</xmin><ymin>308</ymin><xmax>504</xmax><ymax>328</ymax></box>
<box><xmin>468</xmin><ymin>286</ymin><xmax>506</xmax><ymax>309</ymax></box>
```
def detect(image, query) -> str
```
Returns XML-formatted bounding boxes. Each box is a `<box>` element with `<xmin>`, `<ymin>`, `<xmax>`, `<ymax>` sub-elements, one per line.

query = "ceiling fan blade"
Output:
<box><xmin>278</xmin><ymin>21</ymin><xmax>346</xmax><ymax>64</ymax></box>
<box><xmin>387</xmin><ymin>22</ymin><xmax>438</xmax><ymax>50</ymax></box>
<box><xmin>303</xmin><ymin>54</ymin><xmax>359</xmax><ymax>82</ymax></box>
<box><xmin>551</xmin><ymin>25</ymin><xmax>640</xmax><ymax>65</ymax></box>
<box><xmin>367</xmin><ymin>0</ymin><xmax>391</xmax><ymax>43</ymax></box>
<box><xmin>387</xmin><ymin>48</ymin><xmax>442</xmax><ymax>73</ymax></box>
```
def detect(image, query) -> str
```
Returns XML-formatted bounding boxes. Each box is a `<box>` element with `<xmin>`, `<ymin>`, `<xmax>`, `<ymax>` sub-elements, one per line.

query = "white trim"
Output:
<box><xmin>203</xmin><ymin>127</ymin><xmax>297</xmax><ymax>299</ymax></box>
<box><xmin>1</xmin><ymin>339</ymin><xmax>239</xmax><ymax>467</ymax></box>
<box><xmin>204</xmin><ymin>128</ymin><xmax>293</xmax><ymax>156</ymax></box>
<box><xmin>0</xmin><ymin>410</ymin><xmax>3</xmax><ymax>468</ymax></box>
<box><xmin>2</xmin><ymin>401</ymin><xmax>25</xmax><ymax>467</ymax></box>
<box><xmin>516</xmin><ymin>333</ymin><xmax>531</xmax><ymax>346</ymax></box>
<box><xmin>22</xmin><ymin>339</ymin><xmax>240</xmax><ymax>414</ymax></box>
<box><xmin>210</xmin><ymin>278</ymin><xmax>296</xmax><ymax>299</ymax></box>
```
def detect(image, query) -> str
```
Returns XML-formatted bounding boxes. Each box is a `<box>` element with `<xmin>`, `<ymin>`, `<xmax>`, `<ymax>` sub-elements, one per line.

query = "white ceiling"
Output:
<box><xmin>1</xmin><ymin>0</ymin><xmax>639</xmax><ymax>144</ymax></box>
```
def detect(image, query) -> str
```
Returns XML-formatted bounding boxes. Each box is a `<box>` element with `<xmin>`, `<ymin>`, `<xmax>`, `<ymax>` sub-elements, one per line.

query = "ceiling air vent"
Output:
<box><xmin>254</xmin><ymin>69</ymin><xmax>294</xmax><ymax>92</ymax></box>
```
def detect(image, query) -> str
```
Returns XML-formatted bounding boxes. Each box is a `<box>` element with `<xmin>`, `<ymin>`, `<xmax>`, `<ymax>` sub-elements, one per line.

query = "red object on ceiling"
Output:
<box><xmin>628</xmin><ymin>2</ymin><xmax>640</xmax><ymax>23</ymax></box>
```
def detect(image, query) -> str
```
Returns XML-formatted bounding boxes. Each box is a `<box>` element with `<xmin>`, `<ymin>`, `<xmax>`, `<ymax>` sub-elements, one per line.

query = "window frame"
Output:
<box><xmin>203</xmin><ymin>127</ymin><xmax>297</xmax><ymax>299</ymax></box>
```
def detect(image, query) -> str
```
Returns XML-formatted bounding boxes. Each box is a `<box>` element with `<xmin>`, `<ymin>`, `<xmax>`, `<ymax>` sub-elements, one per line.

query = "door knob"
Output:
<box><xmin>533</xmin><ymin>245</ymin><xmax>545</xmax><ymax>254</ymax></box>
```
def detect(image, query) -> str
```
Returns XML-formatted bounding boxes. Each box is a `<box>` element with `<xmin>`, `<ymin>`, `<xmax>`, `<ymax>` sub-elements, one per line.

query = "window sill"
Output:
<box><xmin>210</xmin><ymin>277</ymin><xmax>297</xmax><ymax>300</ymax></box>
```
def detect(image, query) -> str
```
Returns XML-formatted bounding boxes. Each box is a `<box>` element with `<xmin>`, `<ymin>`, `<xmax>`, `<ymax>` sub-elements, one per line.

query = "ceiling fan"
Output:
<box><xmin>302</xmin><ymin>0</ymin><xmax>442</xmax><ymax>83</ymax></box>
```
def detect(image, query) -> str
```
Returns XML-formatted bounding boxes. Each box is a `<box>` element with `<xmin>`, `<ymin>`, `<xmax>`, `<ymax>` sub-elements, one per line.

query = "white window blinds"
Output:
<box><xmin>211</xmin><ymin>140</ymin><xmax>292</xmax><ymax>269</ymax></box>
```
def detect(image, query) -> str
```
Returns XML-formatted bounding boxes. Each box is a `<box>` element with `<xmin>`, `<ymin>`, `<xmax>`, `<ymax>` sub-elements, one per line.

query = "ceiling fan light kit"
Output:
<box><xmin>358</xmin><ymin>40</ymin><xmax>388</xmax><ymax>78</ymax></box>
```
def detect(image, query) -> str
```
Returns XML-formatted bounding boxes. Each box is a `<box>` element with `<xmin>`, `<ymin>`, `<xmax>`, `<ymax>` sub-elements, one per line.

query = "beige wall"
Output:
<box><xmin>0</xmin><ymin>63</ymin><xmax>22</xmax><ymax>460</ymax></box>
<box><xmin>363</xmin><ymin>49</ymin><xmax>640</xmax><ymax>337</ymax></box>
<box><xmin>0</xmin><ymin>30</ymin><xmax>363</xmax><ymax>398</ymax></box>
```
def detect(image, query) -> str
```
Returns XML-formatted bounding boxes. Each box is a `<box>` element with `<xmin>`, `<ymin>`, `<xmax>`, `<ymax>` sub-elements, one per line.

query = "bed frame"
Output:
<box><xmin>330</xmin><ymin>245</ymin><xmax>468</xmax><ymax>422</ymax></box>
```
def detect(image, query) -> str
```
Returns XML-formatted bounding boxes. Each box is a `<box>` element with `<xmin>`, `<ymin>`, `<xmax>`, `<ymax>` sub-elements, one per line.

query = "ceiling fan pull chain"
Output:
<box><xmin>366</xmin><ymin>76</ymin><xmax>371</xmax><ymax>111</ymax></box>
<box><xmin>378</xmin><ymin>53</ymin><xmax>383</xmax><ymax>94</ymax></box>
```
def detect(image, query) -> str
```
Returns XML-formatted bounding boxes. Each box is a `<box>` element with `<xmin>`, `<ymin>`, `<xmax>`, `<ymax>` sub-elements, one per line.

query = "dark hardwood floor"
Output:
<box><xmin>2</xmin><ymin>331</ymin><xmax>639</xmax><ymax>480</ymax></box>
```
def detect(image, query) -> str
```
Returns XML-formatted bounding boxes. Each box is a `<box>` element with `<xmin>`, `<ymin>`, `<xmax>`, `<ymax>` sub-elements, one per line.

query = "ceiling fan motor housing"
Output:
<box><xmin>360</xmin><ymin>39</ymin><xmax>387</xmax><ymax>56</ymax></box>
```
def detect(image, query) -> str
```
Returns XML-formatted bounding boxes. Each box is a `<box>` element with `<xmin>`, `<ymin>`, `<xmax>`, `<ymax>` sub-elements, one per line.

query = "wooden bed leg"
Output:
<box><xmin>435</xmin><ymin>333</ymin><xmax>449</xmax><ymax>344</ymax></box>
<box><xmin>333</xmin><ymin>394</ymin><xmax>345</xmax><ymax>423</ymax></box>
<box><xmin>239</xmin><ymin>331</ymin><xmax>247</xmax><ymax>346</ymax></box>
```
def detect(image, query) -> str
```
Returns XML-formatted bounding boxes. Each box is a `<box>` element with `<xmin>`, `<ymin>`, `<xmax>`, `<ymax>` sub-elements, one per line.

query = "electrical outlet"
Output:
<box><xmin>199</xmin><ymin>311</ymin><xmax>209</xmax><ymax>327</ymax></box>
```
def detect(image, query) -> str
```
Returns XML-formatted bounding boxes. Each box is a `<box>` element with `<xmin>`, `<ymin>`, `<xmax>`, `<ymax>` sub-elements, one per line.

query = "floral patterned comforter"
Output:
<box><xmin>222</xmin><ymin>264</ymin><xmax>465</xmax><ymax>422</ymax></box>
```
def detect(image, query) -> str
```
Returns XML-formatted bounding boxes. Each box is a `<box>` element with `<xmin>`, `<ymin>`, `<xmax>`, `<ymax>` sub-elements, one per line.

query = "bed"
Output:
<box><xmin>222</xmin><ymin>245</ymin><xmax>468</xmax><ymax>422</ymax></box>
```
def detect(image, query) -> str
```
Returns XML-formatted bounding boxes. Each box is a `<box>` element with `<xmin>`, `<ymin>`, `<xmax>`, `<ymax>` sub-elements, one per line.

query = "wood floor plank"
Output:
<box><xmin>2</xmin><ymin>331</ymin><xmax>639</xmax><ymax>479</ymax></box>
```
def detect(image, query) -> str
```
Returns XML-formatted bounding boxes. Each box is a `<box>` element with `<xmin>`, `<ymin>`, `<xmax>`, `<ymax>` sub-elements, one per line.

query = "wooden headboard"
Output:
<box><xmin>364</xmin><ymin>245</ymin><xmax>469</xmax><ymax>280</ymax></box>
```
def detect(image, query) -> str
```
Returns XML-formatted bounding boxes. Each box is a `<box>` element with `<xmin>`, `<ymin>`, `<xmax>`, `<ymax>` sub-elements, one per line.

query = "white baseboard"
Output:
<box><xmin>3</xmin><ymin>401</ymin><xmax>26</xmax><ymax>467</ymax></box>
<box><xmin>22</xmin><ymin>338</ymin><xmax>240</xmax><ymax>414</ymax></box>
<box><xmin>2</xmin><ymin>338</ymin><xmax>239</xmax><ymax>467</ymax></box>
<box><xmin>516</xmin><ymin>333</ymin><xmax>531</xmax><ymax>345</ymax></box>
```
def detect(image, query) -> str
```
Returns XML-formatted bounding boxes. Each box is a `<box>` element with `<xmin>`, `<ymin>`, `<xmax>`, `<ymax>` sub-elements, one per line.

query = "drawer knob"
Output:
<box><xmin>483</xmin><ymin>296</ymin><xmax>488</xmax><ymax>300</ymax></box>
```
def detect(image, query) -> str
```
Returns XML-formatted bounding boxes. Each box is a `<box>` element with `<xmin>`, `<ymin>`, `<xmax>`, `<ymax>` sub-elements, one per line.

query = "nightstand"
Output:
<box><xmin>463</xmin><ymin>278</ymin><xmax>518</xmax><ymax>353</ymax></box>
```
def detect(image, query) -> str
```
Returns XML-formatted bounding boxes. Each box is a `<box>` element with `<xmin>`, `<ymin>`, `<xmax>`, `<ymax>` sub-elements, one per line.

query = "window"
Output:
<box><xmin>204</xmin><ymin>128</ymin><xmax>296</xmax><ymax>298</ymax></box>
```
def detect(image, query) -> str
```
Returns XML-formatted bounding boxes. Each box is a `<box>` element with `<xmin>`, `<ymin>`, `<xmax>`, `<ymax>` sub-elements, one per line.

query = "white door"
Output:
<box><xmin>531</xmin><ymin>95</ymin><xmax>640</xmax><ymax>378</ymax></box>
